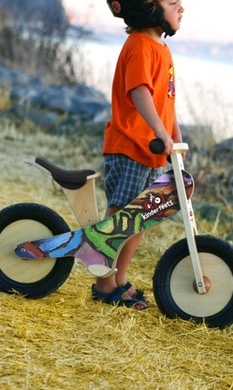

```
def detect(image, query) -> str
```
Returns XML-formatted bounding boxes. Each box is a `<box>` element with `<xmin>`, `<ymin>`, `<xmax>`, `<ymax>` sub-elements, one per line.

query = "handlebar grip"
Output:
<box><xmin>149</xmin><ymin>138</ymin><xmax>165</xmax><ymax>154</ymax></box>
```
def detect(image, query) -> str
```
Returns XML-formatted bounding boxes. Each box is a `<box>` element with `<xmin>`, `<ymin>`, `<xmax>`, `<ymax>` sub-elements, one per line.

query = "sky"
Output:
<box><xmin>63</xmin><ymin>0</ymin><xmax>233</xmax><ymax>43</ymax></box>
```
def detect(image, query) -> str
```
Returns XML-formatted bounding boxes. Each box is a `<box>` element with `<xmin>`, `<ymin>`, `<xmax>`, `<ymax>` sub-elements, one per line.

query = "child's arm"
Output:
<box><xmin>130</xmin><ymin>84</ymin><xmax>173</xmax><ymax>155</ymax></box>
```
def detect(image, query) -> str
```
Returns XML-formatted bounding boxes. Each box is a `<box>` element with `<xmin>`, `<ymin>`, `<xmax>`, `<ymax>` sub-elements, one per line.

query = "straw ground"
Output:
<box><xmin>0</xmin><ymin>123</ymin><xmax>232</xmax><ymax>390</ymax></box>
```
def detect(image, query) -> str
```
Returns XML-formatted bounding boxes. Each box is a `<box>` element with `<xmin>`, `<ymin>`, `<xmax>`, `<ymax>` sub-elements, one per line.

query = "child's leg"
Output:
<box><xmin>114</xmin><ymin>232</ymin><xmax>143</xmax><ymax>287</ymax></box>
<box><xmin>95</xmin><ymin>232</ymin><xmax>143</xmax><ymax>292</ymax></box>
<box><xmin>94</xmin><ymin>205</ymin><xmax>146</xmax><ymax>309</ymax></box>
<box><xmin>94</xmin><ymin>155</ymin><xmax>153</xmax><ymax>308</ymax></box>
<box><xmin>102</xmin><ymin>205</ymin><xmax>143</xmax><ymax>287</ymax></box>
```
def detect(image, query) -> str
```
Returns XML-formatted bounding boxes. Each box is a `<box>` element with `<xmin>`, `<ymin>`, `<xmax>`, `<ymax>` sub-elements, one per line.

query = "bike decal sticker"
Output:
<box><xmin>15</xmin><ymin>170</ymin><xmax>194</xmax><ymax>270</ymax></box>
<box><xmin>16</xmin><ymin>230</ymin><xmax>84</xmax><ymax>259</ymax></box>
<box><xmin>142</xmin><ymin>195</ymin><xmax>174</xmax><ymax>221</ymax></box>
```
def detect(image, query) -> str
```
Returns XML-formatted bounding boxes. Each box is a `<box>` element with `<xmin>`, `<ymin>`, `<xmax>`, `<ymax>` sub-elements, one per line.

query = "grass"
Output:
<box><xmin>0</xmin><ymin>120</ymin><xmax>232</xmax><ymax>389</ymax></box>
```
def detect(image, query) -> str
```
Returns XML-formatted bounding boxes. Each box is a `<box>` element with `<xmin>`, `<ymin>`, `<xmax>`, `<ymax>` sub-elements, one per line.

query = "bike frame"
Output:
<box><xmin>170</xmin><ymin>144</ymin><xmax>206</xmax><ymax>293</ymax></box>
<box><xmin>26</xmin><ymin>143</ymin><xmax>206</xmax><ymax>294</ymax></box>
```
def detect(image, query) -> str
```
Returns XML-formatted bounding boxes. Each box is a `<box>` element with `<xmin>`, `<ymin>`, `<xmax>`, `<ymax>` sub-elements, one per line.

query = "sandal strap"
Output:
<box><xmin>91</xmin><ymin>284</ymin><xmax>146</xmax><ymax>308</ymax></box>
<box><xmin>92</xmin><ymin>285</ymin><xmax>125</xmax><ymax>304</ymax></box>
<box><xmin>122</xmin><ymin>281</ymin><xmax>145</xmax><ymax>302</ymax></box>
<box><xmin>102</xmin><ymin>286</ymin><xmax>126</xmax><ymax>304</ymax></box>
<box><xmin>122</xmin><ymin>281</ymin><xmax>132</xmax><ymax>291</ymax></box>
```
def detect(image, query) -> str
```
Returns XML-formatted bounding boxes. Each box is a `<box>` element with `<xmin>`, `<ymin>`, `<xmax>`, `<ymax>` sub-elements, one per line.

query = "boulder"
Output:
<box><xmin>0</xmin><ymin>63</ymin><xmax>111</xmax><ymax>133</ymax></box>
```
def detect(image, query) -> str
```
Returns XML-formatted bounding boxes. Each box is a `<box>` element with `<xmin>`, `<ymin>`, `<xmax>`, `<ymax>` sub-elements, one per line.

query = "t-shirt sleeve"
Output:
<box><xmin>124</xmin><ymin>43</ymin><xmax>154</xmax><ymax>104</ymax></box>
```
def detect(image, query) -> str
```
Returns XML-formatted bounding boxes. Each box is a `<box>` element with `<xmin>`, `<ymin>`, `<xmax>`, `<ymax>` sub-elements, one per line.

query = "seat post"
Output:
<box><xmin>62</xmin><ymin>172</ymin><xmax>101</xmax><ymax>227</ymax></box>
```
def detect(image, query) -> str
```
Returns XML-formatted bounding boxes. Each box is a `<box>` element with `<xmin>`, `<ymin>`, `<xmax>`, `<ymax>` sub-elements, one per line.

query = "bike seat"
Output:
<box><xmin>35</xmin><ymin>157</ymin><xmax>96</xmax><ymax>190</ymax></box>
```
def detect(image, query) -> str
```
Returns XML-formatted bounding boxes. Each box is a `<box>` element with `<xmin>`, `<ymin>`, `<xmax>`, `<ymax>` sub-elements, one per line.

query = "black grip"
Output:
<box><xmin>149</xmin><ymin>138</ymin><xmax>165</xmax><ymax>154</ymax></box>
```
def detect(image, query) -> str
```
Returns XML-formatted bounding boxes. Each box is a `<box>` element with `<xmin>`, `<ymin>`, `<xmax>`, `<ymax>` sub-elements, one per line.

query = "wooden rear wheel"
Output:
<box><xmin>0</xmin><ymin>203</ymin><xmax>74</xmax><ymax>298</ymax></box>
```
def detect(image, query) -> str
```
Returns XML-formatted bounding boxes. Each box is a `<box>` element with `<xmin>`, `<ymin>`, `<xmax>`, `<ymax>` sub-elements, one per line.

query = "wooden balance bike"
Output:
<box><xmin>0</xmin><ymin>140</ymin><xmax>232</xmax><ymax>328</ymax></box>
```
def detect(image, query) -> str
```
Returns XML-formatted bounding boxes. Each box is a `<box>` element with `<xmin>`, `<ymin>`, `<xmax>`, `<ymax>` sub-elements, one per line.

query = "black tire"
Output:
<box><xmin>153</xmin><ymin>235</ymin><xmax>233</xmax><ymax>328</ymax></box>
<box><xmin>0</xmin><ymin>203</ymin><xmax>74</xmax><ymax>299</ymax></box>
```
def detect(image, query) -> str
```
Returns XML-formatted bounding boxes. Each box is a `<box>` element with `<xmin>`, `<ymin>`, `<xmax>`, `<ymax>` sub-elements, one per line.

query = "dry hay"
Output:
<box><xmin>0</xmin><ymin>270</ymin><xmax>233</xmax><ymax>390</ymax></box>
<box><xmin>0</xmin><ymin>125</ymin><xmax>232</xmax><ymax>390</ymax></box>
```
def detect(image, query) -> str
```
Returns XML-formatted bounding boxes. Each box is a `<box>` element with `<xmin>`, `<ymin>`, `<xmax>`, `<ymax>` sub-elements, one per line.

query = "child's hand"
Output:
<box><xmin>159</xmin><ymin>133</ymin><xmax>174</xmax><ymax>156</ymax></box>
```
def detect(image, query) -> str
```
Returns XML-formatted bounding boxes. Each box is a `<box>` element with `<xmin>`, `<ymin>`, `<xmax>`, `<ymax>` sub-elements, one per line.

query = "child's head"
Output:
<box><xmin>159</xmin><ymin>1</ymin><xmax>184</xmax><ymax>33</ymax></box>
<box><xmin>107</xmin><ymin>0</ymin><xmax>184</xmax><ymax>37</ymax></box>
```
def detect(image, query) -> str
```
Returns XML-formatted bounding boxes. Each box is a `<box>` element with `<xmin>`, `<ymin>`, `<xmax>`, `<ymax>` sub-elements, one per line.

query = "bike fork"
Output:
<box><xmin>171</xmin><ymin>147</ymin><xmax>206</xmax><ymax>294</ymax></box>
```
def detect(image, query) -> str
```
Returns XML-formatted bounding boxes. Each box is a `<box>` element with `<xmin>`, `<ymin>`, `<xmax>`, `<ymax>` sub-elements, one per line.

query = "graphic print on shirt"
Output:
<box><xmin>168</xmin><ymin>66</ymin><xmax>175</xmax><ymax>98</ymax></box>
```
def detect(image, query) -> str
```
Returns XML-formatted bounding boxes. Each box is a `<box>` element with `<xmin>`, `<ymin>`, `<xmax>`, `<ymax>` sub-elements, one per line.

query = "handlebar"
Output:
<box><xmin>149</xmin><ymin>139</ymin><xmax>189</xmax><ymax>154</ymax></box>
<box><xmin>149</xmin><ymin>138</ymin><xmax>165</xmax><ymax>154</ymax></box>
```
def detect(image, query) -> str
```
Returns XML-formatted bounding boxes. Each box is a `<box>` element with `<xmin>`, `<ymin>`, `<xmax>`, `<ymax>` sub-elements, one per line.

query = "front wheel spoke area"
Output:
<box><xmin>153</xmin><ymin>235</ymin><xmax>233</xmax><ymax>328</ymax></box>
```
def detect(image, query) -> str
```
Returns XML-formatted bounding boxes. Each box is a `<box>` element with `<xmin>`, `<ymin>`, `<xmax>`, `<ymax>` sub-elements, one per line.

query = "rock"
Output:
<box><xmin>198</xmin><ymin>202</ymin><xmax>233</xmax><ymax>241</ymax></box>
<box><xmin>211</xmin><ymin>138</ymin><xmax>233</xmax><ymax>164</ymax></box>
<box><xmin>15</xmin><ymin>104</ymin><xmax>59</xmax><ymax>128</ymax></box>
<box><xmin>199</xmin><ymin>204</ymin><xmax>221</xmax><ymax>222</ymax></box>
<box><xmin>0</xmin><ymin>0</ymin><xmax>68</xmax><ymax>33</ymax></box>
<box><xmin>180</xmin><ymin>124</ymin><xmax>215</xmax><ymax>150</ymax></box>
<box><xmin>0</xmin><ymin>63</ymin><xmax>111</xmax><ymax>133</ymax></box>
<box><xmin>198</xmin><ymin>203</ymin><xmax>233</xmax><ymax>226</ymax></box>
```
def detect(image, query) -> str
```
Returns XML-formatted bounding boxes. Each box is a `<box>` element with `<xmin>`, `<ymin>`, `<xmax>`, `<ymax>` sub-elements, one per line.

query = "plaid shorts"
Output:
<box><xmin>104</xmin><ymin>154</ymin><xmax>162</xmax><ymax>208</ymax></box>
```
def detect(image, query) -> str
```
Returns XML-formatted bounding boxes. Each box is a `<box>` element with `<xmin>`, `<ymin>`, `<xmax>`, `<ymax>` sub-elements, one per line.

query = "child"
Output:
<box><xmin>92</xmin><ymin>0</ymin><xmax>184</xmax><ymax>309</ymax></box>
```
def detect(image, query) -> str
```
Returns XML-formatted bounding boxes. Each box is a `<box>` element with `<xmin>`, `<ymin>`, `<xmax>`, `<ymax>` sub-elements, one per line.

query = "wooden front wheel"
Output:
<box><xmin>153</xmin><ymin>235</ymin><xmax>233</xmax><ymax>328</ymax></box>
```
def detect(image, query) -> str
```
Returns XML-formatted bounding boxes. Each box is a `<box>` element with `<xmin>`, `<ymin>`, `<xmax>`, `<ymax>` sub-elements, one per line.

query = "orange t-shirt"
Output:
<box><xmin>102</xmin><ymin>32</ymin><xmax>176</xmax><ymax>168</ymax></box>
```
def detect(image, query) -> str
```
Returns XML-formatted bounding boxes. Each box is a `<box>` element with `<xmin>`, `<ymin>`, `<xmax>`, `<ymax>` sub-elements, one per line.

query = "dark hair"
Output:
<box><xmin>125</xmin><ymin>25</ymin><xmax>144</xmax><ymax>34</ymax></box>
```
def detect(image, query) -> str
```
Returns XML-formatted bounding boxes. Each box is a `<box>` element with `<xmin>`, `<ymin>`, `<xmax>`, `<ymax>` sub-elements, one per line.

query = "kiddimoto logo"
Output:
<box><xmin>142</xmin><ymin>193</ymin><xmax>174</xmax><ymax>221</ymax></box>
<box><xmin>111</xmin><ymin>1</ymin><xmax>121</xmax><ymax>14</ymax></box>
